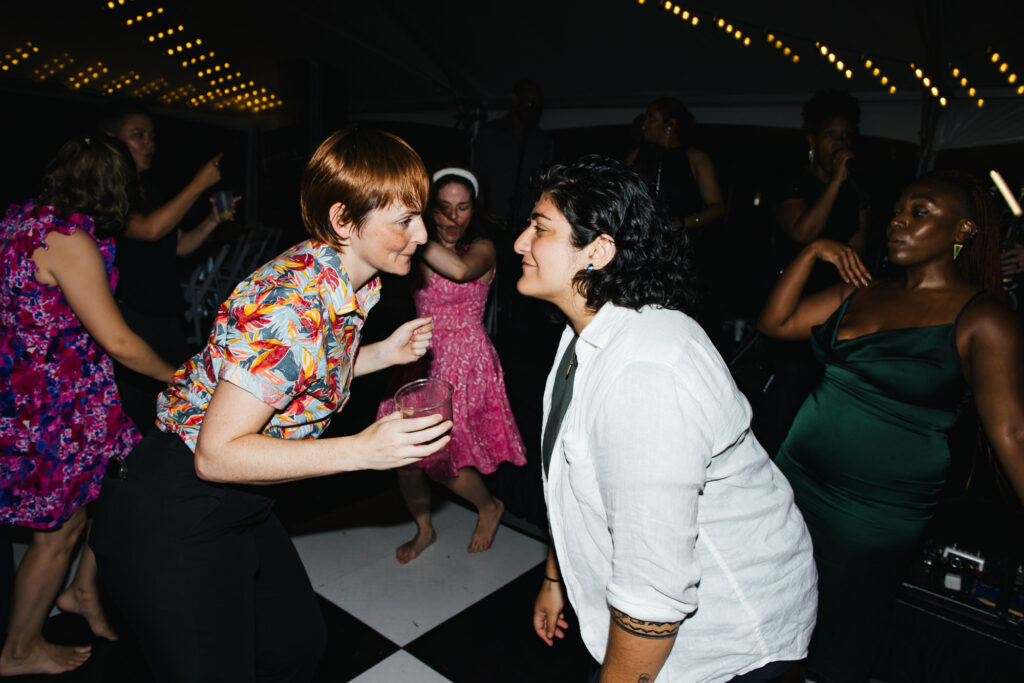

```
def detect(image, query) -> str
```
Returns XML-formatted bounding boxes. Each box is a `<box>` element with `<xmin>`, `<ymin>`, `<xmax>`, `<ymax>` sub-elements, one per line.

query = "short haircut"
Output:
<box><xmin>534</xmin><ymin>155</ymin><xmax>697</xmax><ymax>314</ymax></box>
<box><xmin>300</xmin><ymin>128</ymin><xmax>429</xmax><ymax>251</ymax></box>
<box><xmin>41</xmin><ymin>136</ymin><xmax>138</xmax><ymax>238</ymax></box>
<box><xmin>98</xmin><ymin>100</ymin><xmax>153</xmax><ymax>135</ymax></box>
<box><xmin>802</xmin><ymin>91</ymin><xmax>861</xmax><ymax>133</ymax></box>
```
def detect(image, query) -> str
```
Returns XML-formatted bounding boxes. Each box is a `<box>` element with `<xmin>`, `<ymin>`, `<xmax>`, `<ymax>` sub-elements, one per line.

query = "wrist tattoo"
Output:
<box><xmin>610</xmin><ymin>607</ymin><xmax>681</xmax><ymax>639</ymax></box>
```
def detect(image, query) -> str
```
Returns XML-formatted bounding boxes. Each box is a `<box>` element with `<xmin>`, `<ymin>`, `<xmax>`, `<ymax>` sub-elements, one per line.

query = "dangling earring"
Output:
<box><xmin>953</xmin><ymin>243</ymin><xmax>963</xmax><ymax>260</ymax></box>
<box><xmin>808</xmin><ymin>148</ymin><xmax>815</xmax><ymax>165</ymax></box>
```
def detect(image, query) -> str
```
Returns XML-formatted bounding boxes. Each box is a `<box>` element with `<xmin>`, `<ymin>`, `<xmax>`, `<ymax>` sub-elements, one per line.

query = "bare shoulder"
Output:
<box><xmin>35</xmin><ymin>227</ymin><xmax>100</xmax><ymax>265</ymax></box>
<box><xmin>41</xmin><ymin>226</ymin><xmax>98</xmax><ymax>250</ymax></box>
<box><xmin>959</xmin><ymin>293</ymin><xmax>1023</xmax><ymax>348</ymax></box>
<box><xmin>687</xmin><ymin>147</ymin><xmax>712</xmax><ymax>167</ymax></box>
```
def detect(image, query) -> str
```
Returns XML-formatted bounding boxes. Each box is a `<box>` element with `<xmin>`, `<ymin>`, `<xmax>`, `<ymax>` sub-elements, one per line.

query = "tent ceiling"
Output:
<box><xmin>2</xmin><ymin>1</ymin><xmax>1021</xmax><ymax>119</ymax></box>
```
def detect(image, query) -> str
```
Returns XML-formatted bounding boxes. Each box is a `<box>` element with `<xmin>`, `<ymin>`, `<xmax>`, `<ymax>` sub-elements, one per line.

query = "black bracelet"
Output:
<box><xmin>544</xmin><ymin>575</ymin><xmax>561</xmax><ymax>583</ymax></box>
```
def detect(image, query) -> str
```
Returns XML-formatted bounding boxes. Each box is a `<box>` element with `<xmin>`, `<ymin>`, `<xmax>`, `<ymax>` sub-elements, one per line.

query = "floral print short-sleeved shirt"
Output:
<box><xmin>156</xmin><ymin>239</ymin><xmax>381</xmax><ymax>452</ymax></box>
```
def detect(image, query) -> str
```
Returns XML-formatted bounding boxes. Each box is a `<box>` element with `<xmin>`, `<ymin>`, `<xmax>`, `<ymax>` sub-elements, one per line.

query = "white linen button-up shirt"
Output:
<box><xmin>542</xmin><ymin>304</ymin><xmax>817</xmax><ymax>682</ymax></box>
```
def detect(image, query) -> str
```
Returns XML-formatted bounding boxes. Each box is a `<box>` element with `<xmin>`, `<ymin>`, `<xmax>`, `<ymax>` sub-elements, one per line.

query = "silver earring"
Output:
<box><xmin>808</xmin><ymin>148</ymin><xmax>815</xmax><ymax>164</ymax></box>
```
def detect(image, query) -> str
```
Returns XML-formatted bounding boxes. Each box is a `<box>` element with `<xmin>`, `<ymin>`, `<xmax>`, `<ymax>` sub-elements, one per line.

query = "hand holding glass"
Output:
<box><xmin>213</xmin><ymin>190</ymin><xmax>234</xmax><ymax>220</ymax></box>
<box><xmin>395</xmin><ymin>379</ymin><xmax>453</xmax><ymax>456</ymax></box>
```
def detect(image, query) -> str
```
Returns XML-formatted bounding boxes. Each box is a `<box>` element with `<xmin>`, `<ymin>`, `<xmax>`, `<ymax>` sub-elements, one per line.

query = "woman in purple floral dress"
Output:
<box><xmin>0</xmin><ymin>137</ymin><xmax>174</xmax><ymax>676</ymax></box>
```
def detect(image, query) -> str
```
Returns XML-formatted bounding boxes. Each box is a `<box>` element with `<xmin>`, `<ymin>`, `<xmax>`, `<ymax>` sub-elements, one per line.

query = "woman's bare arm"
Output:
<box><xmin>962</xmin><ymin>301</ymin><xmax>1024</xmax><ymax>502</ymax></box>
<box><xmin>420</xmin><ymin>238</ymin><xmax>496</xmax><ymax>283</ymax></box>
<box><xmin>193</xmin><ymin>380</ymin><xmax>451</xmax><ymax>484</ymax></box>
<box><xmin>757</xmin><ymin>240</ymin><xmax>864</xmax><ymax>340</ymax></box>
<box><xmin>684</xmin><ymin>149</ymin><xmax>724</xmax><ymax>228</ymax></box>
<box><xmin>32</xmin><ymin>230</ymin><xmax>174</xmax><ymax>382</ymax></box>
<box><xmin>123</xmin><ymin>154</ymin><xmax>222</xmax><ymax>242</ymax></box>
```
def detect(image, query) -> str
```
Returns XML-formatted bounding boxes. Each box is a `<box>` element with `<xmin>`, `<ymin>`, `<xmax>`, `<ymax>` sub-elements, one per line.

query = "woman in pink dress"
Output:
<box><xmin>379</xmin><ymin>168</ymin><xmax>526</xmax><ymax>563</ymax></box>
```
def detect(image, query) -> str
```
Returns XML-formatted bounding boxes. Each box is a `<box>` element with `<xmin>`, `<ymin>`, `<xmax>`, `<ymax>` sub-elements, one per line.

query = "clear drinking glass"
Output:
<box><xmin>213</xmin><ymin>190</ymin><xmax>234</xmax><ymax>220</ymax></box>
<box><xmin>394</xmin><ymin>378</ymin><xmax>453</xmax><ymax>456</ymax></box>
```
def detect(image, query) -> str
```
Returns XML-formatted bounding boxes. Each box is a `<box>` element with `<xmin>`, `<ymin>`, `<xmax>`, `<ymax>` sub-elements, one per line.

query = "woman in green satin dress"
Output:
<box><xmin>757</xmin><ymin>172</ymin><xmax>1024</xmax><ymax>683</ymax></box>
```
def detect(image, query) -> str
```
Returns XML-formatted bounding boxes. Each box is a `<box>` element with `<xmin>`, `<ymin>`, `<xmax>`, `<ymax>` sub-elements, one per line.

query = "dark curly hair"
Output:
<box><xmin>802</xmin><ymin>90</ymin><xmax>861</xmax><ymax>133</ymax></box>
<box><xmin>534</xmin><ymin>155</ymin><xmax>697</xmax><ymax>314</ymax></box>
<box><xmin>40</xmin><ymin>136</ymin><xmax>138</xmax><ymax>238</ymax></box>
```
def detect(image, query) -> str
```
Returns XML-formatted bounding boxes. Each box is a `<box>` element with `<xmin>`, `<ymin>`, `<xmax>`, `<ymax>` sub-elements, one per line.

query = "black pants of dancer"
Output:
<box><xmin>90</xmin><ymin>429</ymin><xmax>326</xmax><ymax>682</ymax></box>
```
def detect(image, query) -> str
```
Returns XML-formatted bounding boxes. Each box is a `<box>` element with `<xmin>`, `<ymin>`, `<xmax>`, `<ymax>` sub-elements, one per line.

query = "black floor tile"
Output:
<box><xmin>405</xmin><ymin>563</ymin><xmax>595</xmax><ymax>683</ymax></box>
<box><xmin>313</xmin><ymin>595</ymin><xmax>399</xmax><ymax>682</ymax></box>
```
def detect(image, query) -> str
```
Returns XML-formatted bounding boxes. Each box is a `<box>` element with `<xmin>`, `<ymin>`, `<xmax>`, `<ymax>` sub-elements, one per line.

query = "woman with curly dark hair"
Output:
<box><xmin>758</xmin><ymin>172</ymin><xmax>1024</xmax><ymax>682</ymax></box>
<box><xmin>0</xmin><ymin>136</ymin><xmax>174</xmax><ymax>675</ymax></box>
<box><xmin>520</xmin><ymin>156</ymin><xmax>817</xmax><ymax>682</ymax></box>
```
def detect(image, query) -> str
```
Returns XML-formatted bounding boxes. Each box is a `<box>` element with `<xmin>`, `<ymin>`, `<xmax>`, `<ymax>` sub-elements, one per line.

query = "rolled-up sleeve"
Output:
<box><xmin>217</xmin><ymin>296</ymin><xmax>321</xmax><ymax>410</ymax></box>
<box><xmin>593</xmin><ymin>355</ymin><xmax>715</xmax><ymax>624</ymax></box>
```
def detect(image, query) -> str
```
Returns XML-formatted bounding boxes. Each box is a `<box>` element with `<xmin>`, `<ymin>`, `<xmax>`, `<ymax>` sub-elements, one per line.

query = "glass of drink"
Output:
<box><xmin>394</xmin><ymin>378</ymin><xmax>453</xmax><ymax>455</ymax></box>
<box><xmin>213</xmin><ymin>190</ymin><xmax>234</xmax><ymax>220</ymax></box>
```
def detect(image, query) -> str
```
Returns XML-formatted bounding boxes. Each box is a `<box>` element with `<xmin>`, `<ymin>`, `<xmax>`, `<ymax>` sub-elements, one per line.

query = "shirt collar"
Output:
<box><xmin>577</xmin><ymin>303</ymin><xmax>634</xmax><ymax>351</ymax></box>
<box><xmin>313</xmin><ymin>240</ymin><xmax>382</xmax><ymax>319</ymax></box>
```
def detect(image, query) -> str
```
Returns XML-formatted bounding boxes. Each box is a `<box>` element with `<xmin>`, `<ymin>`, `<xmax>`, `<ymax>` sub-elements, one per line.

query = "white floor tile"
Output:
<box><xmin>312</xmin><ymin>501</ymin><xmax>546</xmax><ymax>645</ymax></box>
<box><xmin>348</xmin><ymin>650</ymin><xmax>451</xmax><ymax>683</ymax></box>
<box><xmin>291</xmin><ymin>493</ymin><xmax>476</xmax><ymax>590</ymax></box>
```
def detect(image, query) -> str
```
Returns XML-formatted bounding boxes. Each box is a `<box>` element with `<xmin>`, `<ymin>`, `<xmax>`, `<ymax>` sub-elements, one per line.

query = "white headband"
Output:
<box><xmin>432</xmin><ymin>167</ymin><xmax>479</xmax><ymax>197</ymax></box>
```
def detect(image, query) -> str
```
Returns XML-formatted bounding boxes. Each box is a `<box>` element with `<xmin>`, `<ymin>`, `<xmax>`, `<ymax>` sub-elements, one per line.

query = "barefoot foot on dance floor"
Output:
<box><xmin>396</xmin><ymin>527</ymin><xmax>437</xmax><ymax>564</ymax></box>
<box><xmin>468</xmin><ymin>498</ymin><xmax>504</xmax><ymax>553</ymax></box>
<box><xmin>0</xmin><ymin>638</ymin><xmax>92</xmax><ymax>676</ymax></box>
<box><xmin>57</xmin><ymin>586</ymin><xmax>119</xmax><ymax>641</ymax></box>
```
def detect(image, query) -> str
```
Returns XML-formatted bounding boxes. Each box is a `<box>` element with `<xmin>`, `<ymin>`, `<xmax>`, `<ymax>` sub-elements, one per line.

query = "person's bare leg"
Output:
<box><xmin>56</xmin><ymin>524</ymin><xmax>117</xmax><ymax>640</ymax></box>
<box><xmin>395</xmin><ymin>468</ymin><xmax>437</xmax><ymax>564</ymax></box>
<box><xmin>0</xmin><ymin>508</ymin><xmax>92</xmax><ymax>676</ymax></box>
<box><xmin>435</xmin><ymin>467</ymin><xmax>504</xmax><ymax>553</ymax></box>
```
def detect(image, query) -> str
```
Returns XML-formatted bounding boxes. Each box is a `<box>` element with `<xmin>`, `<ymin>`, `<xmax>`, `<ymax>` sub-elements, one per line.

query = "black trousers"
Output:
<box><xmin>90</xmin><ymin>430</ymin><xmax>326</xmax><ymax>682</ymax></box>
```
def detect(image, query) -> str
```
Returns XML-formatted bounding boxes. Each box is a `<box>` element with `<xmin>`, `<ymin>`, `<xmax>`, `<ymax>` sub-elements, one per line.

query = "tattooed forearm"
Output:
<box><xmin>609</xmin><ymin>607</ymin><xmax>681</xmax><ymax>639</ymax></box>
